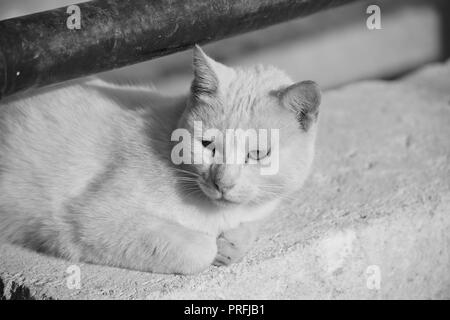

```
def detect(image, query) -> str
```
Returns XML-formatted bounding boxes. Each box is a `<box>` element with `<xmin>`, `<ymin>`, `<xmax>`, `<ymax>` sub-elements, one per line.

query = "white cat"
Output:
<box><xmin>0</xmin><ymin>46</ymin><xmax>321</xmax><ymax>274</ymax></box>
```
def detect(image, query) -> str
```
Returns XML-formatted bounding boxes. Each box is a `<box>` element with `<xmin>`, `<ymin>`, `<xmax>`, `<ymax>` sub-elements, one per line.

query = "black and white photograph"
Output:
<box><xmin>0</xmin><ymin>0</ymin><xmax>449</xmax><ymax>304</ymax></box>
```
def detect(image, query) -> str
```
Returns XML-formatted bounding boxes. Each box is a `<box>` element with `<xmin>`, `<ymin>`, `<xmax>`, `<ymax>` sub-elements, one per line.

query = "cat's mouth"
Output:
<box><xmin>197</xmin><ymin>181</ymin><xmax>242</xmax><ymax>206</ymax></box>
<box><xmin>214</xmin><ymin>196</ymin><xmax>241</xmax><ymax>206</ymax></box>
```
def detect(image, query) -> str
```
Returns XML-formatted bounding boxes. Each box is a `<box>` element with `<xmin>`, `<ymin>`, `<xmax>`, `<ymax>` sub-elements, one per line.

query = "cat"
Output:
<box><xmin>0</xmin><ymin>46</ymin><xmax>321</xmax><ymax>274</ymax></box>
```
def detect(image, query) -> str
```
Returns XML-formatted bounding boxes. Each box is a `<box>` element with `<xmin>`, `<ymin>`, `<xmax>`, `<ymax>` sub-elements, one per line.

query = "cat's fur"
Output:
<box><xmin>0</xmin><ymin>46</ymin><xmax>321</xmax><ymax>274</ymax></box>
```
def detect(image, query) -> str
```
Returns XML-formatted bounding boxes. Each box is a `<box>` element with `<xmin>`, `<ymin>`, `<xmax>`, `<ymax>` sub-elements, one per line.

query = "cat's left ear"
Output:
<box><xmin>191</xmin><ymin>45</ymin><xmax>235</xmax><ymax>99</ymax></box>
<box><xmin>278</xmin><ymin>80</ymin><xmax>321</xmax><ymax>131</ymax></box>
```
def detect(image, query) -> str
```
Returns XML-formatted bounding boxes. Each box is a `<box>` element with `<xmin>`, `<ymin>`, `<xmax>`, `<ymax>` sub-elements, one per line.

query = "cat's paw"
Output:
<box><xmin>213</xmin><ymin>225</ymin><xmax>255</xmax><ymax>267</ymax></box>
<box><xmin>213</xmin><ymin>235</ymin><xmax>245</xmax><ymax>266</ymax></box>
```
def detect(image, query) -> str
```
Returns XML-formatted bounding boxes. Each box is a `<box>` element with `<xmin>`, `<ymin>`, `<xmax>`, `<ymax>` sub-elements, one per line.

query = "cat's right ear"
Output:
<box><xmin>278</xmin><ymin>80</ymin><xmax>321</xmax><ymax>131</ymax></box>
<box><xmin>191</xmin><ymin>45</ymin><xmax>234</xmax><ymax>99</ymax></box>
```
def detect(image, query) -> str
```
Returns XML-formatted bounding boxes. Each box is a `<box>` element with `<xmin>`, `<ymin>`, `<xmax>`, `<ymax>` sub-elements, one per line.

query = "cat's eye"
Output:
<box><xmin>247</xmin><ymin>149</ymin><xmax>271</xmax><ymax>161</ymax></box>
<box><xmin>201</xmin><ymin>140</ymin><xmax>215</xmax><ymax>156</ymax></box>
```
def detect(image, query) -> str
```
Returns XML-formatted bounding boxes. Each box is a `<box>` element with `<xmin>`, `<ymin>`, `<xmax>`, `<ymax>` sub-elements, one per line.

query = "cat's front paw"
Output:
<box><xmin>213</xmin><ymin>225</ymin><xmax>256</xmax><ymax>267</ymax></box>
<box><xmin>213</xmin><ymin>234</ymin><xmax>245</xmax><ymax>266</ymax></box>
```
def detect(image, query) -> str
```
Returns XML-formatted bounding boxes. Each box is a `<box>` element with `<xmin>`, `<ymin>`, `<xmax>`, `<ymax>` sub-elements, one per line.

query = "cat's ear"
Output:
<box><xmin>278</xmin><ymin>80</ymin><xmax>321</xmax><ymax>131</ymax></box>
<box><xmin>191</xmin><ymin>45</ymin><xmax>234</xmax><ymax>99</ymax></box>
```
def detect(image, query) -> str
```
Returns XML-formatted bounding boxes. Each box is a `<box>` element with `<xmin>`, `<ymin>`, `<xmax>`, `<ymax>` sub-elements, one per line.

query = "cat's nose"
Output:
<box><xmin>211</xmin><ymin>164</ymin><xmax>240</xmax><ymax>194</ymax></box>
<box><xmin>213</xmin><ymin>179</ymin><xmax>235</xmax><ymax>193</ymax></box>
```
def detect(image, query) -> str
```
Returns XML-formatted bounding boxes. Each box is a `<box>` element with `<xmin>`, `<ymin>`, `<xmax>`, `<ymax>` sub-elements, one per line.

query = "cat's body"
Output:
<box><xmin>0</xmin><ymin>47</ymin><xmax>321</xmax><ymax>274</ymax></box>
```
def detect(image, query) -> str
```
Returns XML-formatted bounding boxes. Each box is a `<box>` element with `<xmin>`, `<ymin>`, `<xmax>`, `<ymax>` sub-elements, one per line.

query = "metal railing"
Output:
<box><xmin>0</xmin><ymin>0</ymin><xmax>357</xmax><ymax>99</ymax></box>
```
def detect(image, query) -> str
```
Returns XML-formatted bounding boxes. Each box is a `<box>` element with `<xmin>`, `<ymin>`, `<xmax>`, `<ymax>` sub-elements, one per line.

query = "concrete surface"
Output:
<box><xmin>1</xmin><ymin>61</ymin><xmax>450</xmax><ymax>300</ymax></box>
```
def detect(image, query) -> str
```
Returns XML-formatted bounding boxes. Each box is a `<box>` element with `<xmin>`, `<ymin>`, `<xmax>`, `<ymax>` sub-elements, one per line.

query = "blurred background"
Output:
<box><xmin>1</xmin><ymin>0</ymin><xmax>449</xmax><ymax>93</ymax></box>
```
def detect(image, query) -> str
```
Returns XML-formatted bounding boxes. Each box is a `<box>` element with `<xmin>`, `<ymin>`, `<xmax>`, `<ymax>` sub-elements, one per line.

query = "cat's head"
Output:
<box><xmin>175</xmin><ymin>46</ymin><xmax>321</xmax><ymax>207</ymax></box>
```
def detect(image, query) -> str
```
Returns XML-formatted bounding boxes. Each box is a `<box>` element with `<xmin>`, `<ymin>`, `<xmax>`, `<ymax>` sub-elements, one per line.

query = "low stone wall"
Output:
<box><xmin>1</xmin><ymin>61</ymin><xmax>449</xmax><ymax>299</ymax></box>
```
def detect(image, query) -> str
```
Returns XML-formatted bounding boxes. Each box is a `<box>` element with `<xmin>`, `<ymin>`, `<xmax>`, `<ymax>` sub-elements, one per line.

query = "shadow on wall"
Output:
<box><xmin>100</xmin><ymin>0</ymin><xmax>450</xmax><ymax>92</ymax></box>
<box><xmin>438</xmin><ymin>0</ymin><xmax>450</xmax><ymax>59</ymax></box>
<box><xmin>0</xmin><ymin>0</ymin><xmax>449</xmax><ymax>93</ymax></box>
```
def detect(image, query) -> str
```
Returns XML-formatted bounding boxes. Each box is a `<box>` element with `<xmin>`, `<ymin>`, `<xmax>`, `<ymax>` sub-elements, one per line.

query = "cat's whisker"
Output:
<box><xmin>178</xmin><ymin>180</ymin><xmax>199</xmax><ymax>186</ymax></box>
<box><xmin>183</xmin><ymin>188</ymin><xmax>204</xmax><ymax>198</ymax></box>
<box><xmin>180</xmin><ymin>185</ymin><xmax>199</xmax><ymax>190</ymax></box>
<box><xmin>256</xmin><ymin>189</ymin><xmax>297</xmax><ymax>202</ymax></box>
<box><xmin>173</xmin><ymin>168</ymin><xmax>201</xmax><ymax>178</ymax></box>
<box><xmin>178</xmin><ymin>178</ymin><xmax>198</xmax><ymax>183</ymax></box>
<box><xmin>181</xmin><ymin>186</ymin><xmax>201</xmax><ymax>192</ymax></box>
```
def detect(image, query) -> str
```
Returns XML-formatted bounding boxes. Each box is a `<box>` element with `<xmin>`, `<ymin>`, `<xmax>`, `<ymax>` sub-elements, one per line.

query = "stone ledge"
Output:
<box><xmin>1</xmin><ymin>61</ymin><xmax>449</xmax><ymax>299</ymax></box>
